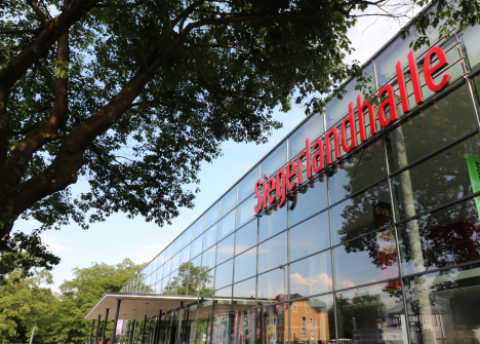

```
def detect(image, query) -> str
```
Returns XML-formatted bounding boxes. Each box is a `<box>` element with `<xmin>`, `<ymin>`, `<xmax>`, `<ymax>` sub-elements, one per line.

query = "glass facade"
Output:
<box><xmin>115</xmin><ymin>11</ymin><xmax>480</xmax><ymax>344</ymax></box>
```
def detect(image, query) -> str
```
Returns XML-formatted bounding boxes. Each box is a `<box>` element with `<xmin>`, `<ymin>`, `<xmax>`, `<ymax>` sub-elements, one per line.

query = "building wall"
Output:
<box><xmin>117</xmin><ymin>7</ymin><xmax>480</xmax><ymax>344</ymax></box>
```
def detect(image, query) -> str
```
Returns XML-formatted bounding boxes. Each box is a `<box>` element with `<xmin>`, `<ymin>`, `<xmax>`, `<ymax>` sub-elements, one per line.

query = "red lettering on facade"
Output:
<box><xmin>325</xmin><ymin>127</ymin><xmax>340</xmax><ymax>165</ymax></box>
<box><xmin>396</xmin><ymin>60</ymin><xmax>410</xmax><ymax>113</ymax></box>
<box><xmin>276</xmin><ymin>169</ymin><xmax>286</xmax><ymax>207</ymax></box>
<box><xmin>424</xmin><ymin>46</ymin><xmax>450</xmax><ymax>92</ymax></box>
<box><xmin>357</xmin><ymin>94</ymin><xmax>377</xmax><ymax>142</ymax></box>
<box><xmin>341</xmin><ymin>102</ymin><xmax>357</xmax><ymax>153</ymax></box>
<box><xmin>377</xmin><ymin>84</ymin><xmax>398</xmax><ymax>127</ymax></box>
<box><xmin>408</xmin><ymin>50</ymin><xmax>424</xmax><ymax>104</ymax></box>
<box><xmin>286</xmin><ymin>161</ymin><xmax>297</xmax><ymax>191</ymax></box>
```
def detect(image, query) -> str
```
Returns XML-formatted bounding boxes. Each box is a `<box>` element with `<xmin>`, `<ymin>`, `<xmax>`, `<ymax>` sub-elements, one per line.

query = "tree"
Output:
<box><xmin>0</xmin><ymin>265</ymin><xmax>59</xmax><ymax>343</ymax></box>
<box><xmin>52</xmin><ymin>258</ymin><xmax>142</xmax><ymax>343</ymax></box>
<box><xmin>0</xmin><ymin>0</ymin><xmax>479</xmax><ymax>269</ymax></box>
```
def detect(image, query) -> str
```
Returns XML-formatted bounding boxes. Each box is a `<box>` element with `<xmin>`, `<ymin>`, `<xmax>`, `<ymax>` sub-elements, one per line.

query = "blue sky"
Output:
<box><xmin>16</xmin><ymin>13</ymin><xmax>414</xmax><ymax>292</ymax></box>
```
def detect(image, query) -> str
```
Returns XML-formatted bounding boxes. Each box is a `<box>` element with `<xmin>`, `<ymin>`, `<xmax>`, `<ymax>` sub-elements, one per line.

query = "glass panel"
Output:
<box><xmin>329</xmin><ymin>137</ymin><xmax>386</xmax><ymax>205</ymax></box>
<box><xmin>187</xmin><ymin>275</ymin><xmax>199</xmax><ymax>296</ymax></box>
<box><xmin>215</xmin><ymin>259</ymin><xmax>234</xmax><ymax>290</ymax></box>
<box><xmin>237</xmin><ymin>194</ymin><xmax>257</xmax><ymax>228</ymax></box>
<box><xmin>217</xmin><ymin>233</ymin><xmax>235</xmax><ymax>265</ymax></box>
<box><xmin>173</xmin><ymin>236</ymin><xmax>183</xmax><ymax>256</ymax></box>
<box><xmin>220</xmin><ymin>187</ymin><xmax>237</xmax><ymax>218</ymax></box>
<box><xmin>163</xmin><ymin>259</ymin><xmax>172</xmax><ymax>277</ymax></box>
<box><xmin>156</xmin><ymin>265</ymin><xmax>164</xmax><ymax>283</ymax></box>
<box><xmin>200</xmin><ymin>269</ymin><xmax>215</xmax><ymax>295</ymax></box>
<box><xmin>392</xmin><ymin>134</ymin><xmax>480</xmax><ymax>220</ymax></box>
<box><xmin>204</xmin><ymin>225</ymin><xmax>218</xmax><ymax>249</ymax></box>
<box><xmin>193</xmin><ymin>216</ymin><xmax>205</xmax><ymax>239</ymax></box>
<box><xmin>288</xmin><ymin>176</ymin><xmax>328</xmax><ymax>227</ymax></box>
<box><xmin>289</xmin><ymin>295</ymin><xmax>335</xmax><ymax>344</ymax></box>
<box><xmin>398</xmin><ymin>198</ymin><xmax>480</xmax><ymax>275</ymax></box>
<box><xmin>202</xmin><ymin>245</ymin><xmax>217</xmax><ymax>270</ymax></box>
<box><xmin>177</xmin><ymin>263</ymin><xmax>190</xmax><ymax>295</ymax></box>
<box><xmin>258</xmin><ymin>305</ymin><xmax>287</xmax><ymax>344</ymax></box>
<box><xmin>211</xmin><ymin>313</ymin><xmax>232</xmax><ymax>344</ymax></box>
<box><xmin>183</xmin><ymin>226</ymin><xmax>193</xmax><ymax>246</ymax></box>
<box><xmin>191</xmin><ymin>235</ymin><xmax>203</xmax><ymax>259</ymax></box>
<box><xmin>234</xmin><ymin>247</ymin><xmax>257</xmax><ymax>283</ymax></box>
<box><xmin>205</xmin><ymin>203</ymin><xmax>220</xmax><ymax>230</ymax></box>
<box><xmin>257</xmin><ymin>268</ymin><xmax>287</xmax><ymax>305</ymax></box>
<box><xmin>289</xmin><ymin>252</ymin><xmax>333</xmax><ymax>299</ymax></box>
<box><xmin>404</xmin><ymin>265</ymin><xmax>480</xmax><ymax>344</ymax></box>
<box><xmin>218</xmin><ymin>210</ymin><xmax>235</xmax><ymax>240</ymax></box>
<box><xmin>331</xmin><ymin>182</ymin><xmax>392</xmax><ymax>245</ymax></box>
<box><xmin>326</xmin><ymin>65</ymin><xmax>375</xmax><ymax>129</ymax></box>
<box><xmin>231</xmin><ymin>308</ymin><xmax>257</xmax><ymax>344</ymax></box>
<box><xmin>258</xmin><ymin>232</ymin><xmax>288</xmax><ymax>274</ymax></box>
<box><xmin>196</xmin><ymin>300</ymin><xmax>213</xmax><ymax>344</ymax></box>
<box><xmin>259</xmin><ymin>205</ymin><xmax>287</xmax><ymax>243</ymax></box>
<box><xmin>171</xmin><ymin>253</ymin><xmax>180</xmax><ymax>273</ymax></box>
<box><xmin>233</xmin><ymin>277</ymin><xmax>256</xmax><ymax>306</ymax></box>
<box><xmin>190</xmin><ymin>255</ymin><xmax>202</xmax><ymax>278</ymax></box>
<box><xmin>334</xmin><ymin>229</ymin><xmax>399</xmax><ymax>289</ymax></box>
<box><xmin>235</xmin><ymin>220</ymin><xmax>257</xmax><ymax>255</ymax></box>
<box><xmin>288</xmin><ymin>114</ymin><xmax>324</xmax><ymax>160</ymax></box>
<box><xmin>289</xmin><ymin>211</ymin><xmax>330</xmax><ymax>262</ymax></box>
<box><xmin>336</xmin><ymin>281</ymin><xmax>405</xmax><ymax>344</ymax></box>
<box><xmin>238</xmin><ymin>167</ymin><xmax>259</xmax><ymax>203</ymax></box>
<box><xmin>387</xmin><ymin>83</ymin><xmax>477</xmax><ymax>172</ymax></box>
<box><xmin>164</xmin><ymin>245</ymin><xmax>173</xmax><ymax>261</ymax></box>
<box><xmin>462</xmin><ymin>24</ymin><xmax>480</xmax><ymax>71</ymax></box>
<box><xmin>261</xmin><ymin>141</ymin><xmax>287</xmax><ymax>178</ymax></box>
<box><xmin>181</xmin><ymin>243</ymin><xmax>191</xmax><ymax>266</ymax></box>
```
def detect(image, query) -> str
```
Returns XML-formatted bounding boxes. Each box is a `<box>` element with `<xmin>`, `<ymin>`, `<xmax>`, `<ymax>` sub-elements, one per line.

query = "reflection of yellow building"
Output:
<box><xmin>285</xmin><ymin>299</ymin><xmax>330</xmax><ymax>344</ymax></box>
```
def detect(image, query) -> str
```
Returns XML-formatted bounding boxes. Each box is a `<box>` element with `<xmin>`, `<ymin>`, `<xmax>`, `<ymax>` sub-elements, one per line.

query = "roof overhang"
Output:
<box><xmin>84</xmin><ymin>293</ymin><xmax>199</xmax><ymax>320</ymax></box>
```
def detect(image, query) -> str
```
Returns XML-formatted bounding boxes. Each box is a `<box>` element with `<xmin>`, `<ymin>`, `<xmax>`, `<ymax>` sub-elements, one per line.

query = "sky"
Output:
<box><xmin>16</xmin><ymin>10</ymin><xmax>415</xmax><ymax>292</ymax></box>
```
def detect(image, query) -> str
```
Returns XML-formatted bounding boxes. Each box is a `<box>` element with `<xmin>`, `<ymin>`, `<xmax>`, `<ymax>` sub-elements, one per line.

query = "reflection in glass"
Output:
<box><xmin>398</xmin><ymin>198</ymin><xmax>480</xmax><ymax>275</ymax></box>
<box><xmin>336</xmin><ymin>282</ymin><xmax>405</xmax><ymax>344</ymax></box>
<box><xmin>217</xmin><ymin>234</ymin><xmax>234</xmax><ymax>265</ymax></box>
<box><xmin>258</xmin><ymin>269</ymin><xmax>287</xmax><ymax>306</ymax></box>
<box><xmin>163</xmin><ymin>259</ymin><xmax>172</xmax><ymax>277</ymax></box>
<box><xmin>204</xmin><ymin>225</ymin><xmax>218</xmax><ymax>249</ymax></box>
<box><xmin>213</xmin><ymin>286</ymin><xmax>233</xmax><ymax>317</ymax></box>
<box><xmin>288</xmin><ymin>175</ymin><xmax>328</xmax><ymax>227</ymax></box>
<box><xmin>288</xmin><ymin>114</ymin><xmax>324</xmax><ymax>160</ymax></box>
<box><xmin>211</xmin><ymin>313</ymin><xmax>232</xmax><ymax>344</ymax></box>
<box><xmin>183</xmin><ymin>226</ymin><xmax>193</xmax><ymax>246</ymax></box>
<box><xmin>200</xmin><ymin>269</ymin><xmax>215</xmax><ymax>295</ymax></box>
<box><xmin>190</xmin><ymin>255</ymin><xmax>202</xmax><ymax>277</ymax></box>
<box><xmin>237</xmin><ymin>195</ymin><xmax>257</xmax><ymax>228</ymax></box>
<box><xmin>215</xmin><ymin>259</ymin><xmax>234</xmax><ymax>290</ymax></box>
<box><xmin>331</xmin><ymin>182</ymin><xmax>392</xmax><ymax>245</ymax></box>
<box><xmin>234</xmin><ymin>247</ymin><xmax>257</xmax><ymax>283</ymax></box>
<box><xmin>233</xmin><ymin>277</ymin><xmax>256</xmax><ymax>307</ymax></box>
<box><xmin>258</xmin><ymin>232</ymin><xmax>288</xmax><ymax>274</ymax></box>
<box><xmin>171</xmin><ymin>253</ymin><xmax>180</xmax><ymax>273</ymax></box>
<box><xmin>173</xmin><ymin>236</ymin><xmax>183</xmax><ymax>256</ymax></box>
<box><xmin>289</xmin><ymin>211</ymin><xmax>330</xmax><ymax>262</ymax></box>
<box><xmin>405</xmin><ymin>265</ymin><xmax>480</xmax><ymax>344</ymax></box>
<box><xmin>239</xmin><ymin>168</ymin><xmax>259</xmax><ymax>203</ymax></box>
<box><xmin>259</xmin><ymin>205</ymin><xmax>287</xmax><ymax>243</ymax></box>
<box><xmin>218</xmin><ymin>210</ymin><xmax>235</xmax><ymax>240</ymax></box>
<box><xmin>181</xmin><ymin>243</ymin><xmax>191</xmax><ymax>266</ymax></box>
<box><xmin>392</xmin><ymin>134</ymin><xmax>480</xmax><ymax>221</ymax></box>
<box><xmin>202</xmin><ymin>245</ymin><xmax>216</xmax><ymax>270</ymax></box>
<box><xmin>191</xmin><ymin>235</ymin><xmax>203</xmax><ymax>259</ymax></box>
<box><xmin>288</xmin><ymin>295</ymin><xmax>334</xmax><ymax>344</ymax></box>
<box><xmin>387</xmin><ymin>84</ymin><xmax>477</xmax><ymax>172</ymax></box>
<box><xmin>329</xmin><ymin>137</ymin><xmax>387</xmax><ymax>205</ymax></box>
<box><xmin>221</xmin><ymin>187</ymin><xmax>237</xmax><ymax>218</ymax></box>
<box><xmin>289</xmin><ymin>252</ymin><xmax>332</xmax><ymax>299</ymax></box>
<box><xmin>231</xmin><ymin>308</ymin><xmax>257</xmax><ymax>344</ymax></box>
<box><xmin>205</xmin><ymin>203</ymin><xmax>220</xmax><ymax>230</ymax></box>
<box><xmin>235</xmin><ymin>220</ymin><xmax>257</xmax><ymax>255</ymax></box>
<box><xmin>259</xmin><ymin>305</ymin><xmax>286</xmax><ymax>344</ymax></box>
<box><xmin>193</xmin><ymin>216</ymin><xmax>205</xmax><ymax>240</ymax></box>
<box><xmin>334</xmin><ymin>229</ymin><xmax>399</xmax><ymax>289</ymax></box>
<box><xmin>462</xmin><ymin>24</ymin><xmax>480</xmax><ymax>71</ymax></box>
<box><xmin>261</xmin><ymin>141</ymin><xmax>287</xmax><ymax>178</ymax></box>
<box><xmin>196</xmin><ymin>301</ymin><xmax>213</xmax><ymax>344</ymax></box>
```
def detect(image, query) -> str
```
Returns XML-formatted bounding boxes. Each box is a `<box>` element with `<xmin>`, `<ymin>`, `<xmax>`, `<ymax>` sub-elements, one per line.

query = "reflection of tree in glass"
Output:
<box><xmin>335</xmin><ymin>292</ymin><xmax>387</xmax><ymax>341</ymax></box>
<box><xmin>163</xmin><ymin>262</ymin><xmax>213</xmax><ymax>295</ymax></box>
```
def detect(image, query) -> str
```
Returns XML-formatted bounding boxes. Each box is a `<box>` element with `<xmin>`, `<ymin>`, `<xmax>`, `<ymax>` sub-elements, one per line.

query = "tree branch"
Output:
<box><xmin>25</xmin><ymin>0</ymin><xmax>50</xmax><ymax>26</ymax></box>
<box><xmin>0</xmin><ymin>29</ymin><xmax>37</xmax><ymax>35</ymax></box>
<box><xmin>171</xmin><ymin>0</ymin><xmax>206</xmax><ymax>29</ymax></box>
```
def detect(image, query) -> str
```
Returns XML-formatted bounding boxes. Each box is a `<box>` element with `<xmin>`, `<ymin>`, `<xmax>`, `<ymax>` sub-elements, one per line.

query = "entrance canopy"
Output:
<box><xmin>85</xmin><ymin>293</ymin><xmax>199</xmax><ymax>320</ymax></box>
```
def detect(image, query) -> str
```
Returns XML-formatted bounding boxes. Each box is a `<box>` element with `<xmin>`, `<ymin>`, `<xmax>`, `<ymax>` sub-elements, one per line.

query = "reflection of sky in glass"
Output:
<box><xmin>289</xmin><ymin>211</ymin><xmax>330</xmax><ymax>262</ymax></box>
<box><xmin>217</xmin><ymin>234</ymin><xmax>234</xmax><ymax>264</ymax></box>
<box><xmin>289</xmin><ymin>252</ymin><xmax>332</xmax><ymax>299</ymax></box>
<box><xmin>258</xmin><ymin>232</ymin><xmax>288</xmax><ymax>274</ymax></box>
<box><xmin>234</xmin><ymin>247</ymin><xmax>257</xmax><ymax>283</ymax></box>
<box><xmin>235</xmin><ymin>220</ymin><xmax>257</xmax><ymax>255</ymax></box>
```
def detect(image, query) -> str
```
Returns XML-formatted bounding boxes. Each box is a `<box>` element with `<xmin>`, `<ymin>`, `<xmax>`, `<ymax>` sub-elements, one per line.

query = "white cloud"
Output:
<box><xmin>340</xmin><ymin>280</ymin><xmax>356</xmax><ymax>289</ymax></box>
<box><xmin>42</xmin><ymin>234</ymin><xmax>74</xmax><ymax>253</ymax></box>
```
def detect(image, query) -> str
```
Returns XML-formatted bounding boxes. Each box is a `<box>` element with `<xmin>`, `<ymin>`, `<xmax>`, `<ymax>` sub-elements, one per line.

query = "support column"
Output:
<box><xmin>130</xmin><ymin>320</ymin><xmax>137</xmax><ymax>344</ymax></box>
<box><xmin>155</xmin><ymin>310</ymin><xmax>163</xmax><ymax>344</ymax></box>
<box><xmin>101</xmin><ymin>308</ymin><xmax>110</xmax><ymax>344</ymax></box>
<box><xmin>142</xmin><ymin>315</ymin><xmax>148</xmax><ymax>344</ymax></box>
<box><xmin>89</xmin><ymin>320</ymin><xmax>96</xmax><ymax>344</ymax></box>
<box><xmin>94</xmin><ymin>315</ymin><xmax>102</xmax><ymax>344</ymax></box>
<box><xmin>111</xmin><ymin>300</ymin><xmax>122</xmax><ymax>344</ymax></box>
<box><xmin>174</xmin><ymin>303</ymin><xmax>184</xmax><ymax>344</ymax></box>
